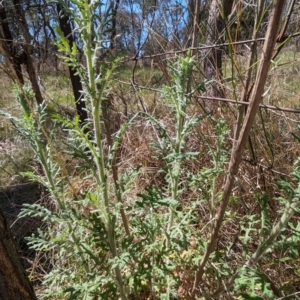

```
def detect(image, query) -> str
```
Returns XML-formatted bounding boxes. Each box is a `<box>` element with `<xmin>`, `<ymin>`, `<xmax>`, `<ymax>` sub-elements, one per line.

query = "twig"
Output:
<box><xmin>195</xmin><ymin>95</ymin><xmax>300</xmax><ymax>114</ymax></box>
<box><xmin>116</xmin><ymin>80</ymin><xmax>300</xmax><ymax>114</ymax></box>
<box><xmin>120</xmin><ymin>31</ymin><xmax>300</xmax><ymax>63</ymax></box>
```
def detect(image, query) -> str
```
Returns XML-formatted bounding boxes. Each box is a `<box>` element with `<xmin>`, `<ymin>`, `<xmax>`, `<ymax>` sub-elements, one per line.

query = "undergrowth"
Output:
<box><xmin>1</xmin><ymin>1</ymin><xmax>300</xmax><ymax>299</ymax></box>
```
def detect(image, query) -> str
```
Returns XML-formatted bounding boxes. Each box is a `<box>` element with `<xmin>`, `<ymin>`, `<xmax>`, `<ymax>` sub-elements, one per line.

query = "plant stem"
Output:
<box><xmin>166</xmin><ymin>102</ymin><xmax>184</xmax><ymax>247</ymax></box>
<box><xmin>84</xmin><ymin>3</ymin><xmax>126</xmax><ymax>298</ymax></box>
<box><xmin>102</xmin><ymin>98</ymin><xmax>130</xmax><ymax>236</ymax></box>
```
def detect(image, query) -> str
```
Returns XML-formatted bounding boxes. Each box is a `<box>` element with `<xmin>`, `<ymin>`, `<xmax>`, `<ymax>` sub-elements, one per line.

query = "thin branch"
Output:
<box><xmin>272</xmin><ymin>0</ymin><xmax>296</xmax><ymax>60</ymax></box>
<box><xmin>191</xmin><ymin>1</ymin><xmax>287</xmax><ymax>297</ymax></box>
<box><xmin>195</xmin><ymin>95</ymin><xmax>300</xmax><ymax>114</ymax></box>
<box><xmin>116</xmin><ymin>79</ymin><xmax>300</xmax><ymax>114</ymax></box>
<box><xmin>120</xmin><ymin>31</ymin><xmax>300</xmax><ymax>63</ymax></box>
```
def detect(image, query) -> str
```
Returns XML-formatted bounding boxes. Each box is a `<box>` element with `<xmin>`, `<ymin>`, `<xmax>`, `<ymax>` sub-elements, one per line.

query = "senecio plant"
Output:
<box><xmin>2</xmin><ymin>0</ymin><xmax>300</xmax><ymax>299</ymax></box>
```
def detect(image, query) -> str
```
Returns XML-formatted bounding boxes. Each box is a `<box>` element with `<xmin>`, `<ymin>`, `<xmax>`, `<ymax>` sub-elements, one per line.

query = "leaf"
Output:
<box><xmin>157</xmin><ymin>198</ymin><xmax>178</xmax><ymax>207</ymax></box>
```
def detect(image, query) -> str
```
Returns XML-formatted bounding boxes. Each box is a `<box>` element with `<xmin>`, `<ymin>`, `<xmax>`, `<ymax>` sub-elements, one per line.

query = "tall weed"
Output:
<box><xmin>1</xmin><ymin>1</ymin><xmax>300</xmax><ymax>299</ymax></box>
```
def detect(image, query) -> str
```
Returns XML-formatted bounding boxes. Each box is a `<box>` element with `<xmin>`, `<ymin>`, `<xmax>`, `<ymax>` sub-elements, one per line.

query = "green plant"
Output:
<box><xmin>5</xmin><ymin>53</ymin><xmax>231</xmax><ymax>299</ymax></box>
<box><xmin>4</xmin><ymin>44</ymin><xmax>215</xmax><ymax>299</ymax></box>
<box><xmin>208</xmin><ymin>147</ymin><xmax>300</xmax><ymax>299</ymax></box>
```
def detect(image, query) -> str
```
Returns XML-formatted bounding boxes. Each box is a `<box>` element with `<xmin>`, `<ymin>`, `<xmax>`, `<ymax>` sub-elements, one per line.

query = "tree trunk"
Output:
<box><xmin>57</xmin><ymin>4</ymin><xmax>88</xmax><ymax>127</ymax></box>
<box><xmin>0</xmin><ymin>208</ymin><xmax>37</xmax><ymax>300</ymax></box>
<box><xmin>13</xmin><ymin>0</ymin><xmax>44</xmax><ymax>105</ymax></box>
<box><xmin>203</xmin><ymin>0</ymin><xmax>234</xmax><ymax>107</ymax></box>
<box><xmin>0</xmin><ymin>2</ymin><xmax>24</xmax><ymax>84</ymax></box>
<box><xmin>190</xmin><ymin>0</ymin><xmax>200</xmax><ymax>54</ymax></box>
